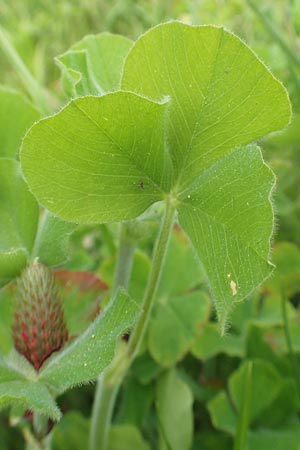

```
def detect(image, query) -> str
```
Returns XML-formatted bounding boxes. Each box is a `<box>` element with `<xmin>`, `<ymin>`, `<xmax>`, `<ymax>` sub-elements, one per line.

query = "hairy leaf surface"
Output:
<box><xmin>21</xmin><ymin>22</ymin><xmax>291</xmax><ymax>319</ymax></box>
<box><xmin>121</xmin><ymin>22</ymin><xmax>290</xmax><ymax>321</ymax></box>
<box><xmin>122</xmin><ymin>22</ymin><xmax>290</xmax><ymax>188</ymax></box>
<box><xmin>0</xmin><ymin>354</ymin><xmax>61</xmax><ymax>420</ymax></box>
<box><xmin>39</xmin><ymin>289</ymin><xmax>139</xmax><ymax>393</ymax></box>
<box><xmin>21</xmin><ymin>92</ymin><xmax>170</xmax><ymax>223</ymax></box>
<box><xmin>177</xmin><ymin>145</ymin><xmax>275</xmax><ymax>321</ymax></box>
<box><xmin>0</xmin><ymin>381</ymin><xmax>61</xmax><ymax>421</ymax></box>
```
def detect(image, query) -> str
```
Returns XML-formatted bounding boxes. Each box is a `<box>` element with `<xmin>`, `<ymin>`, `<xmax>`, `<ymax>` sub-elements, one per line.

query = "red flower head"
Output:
<box><xmin>12</xmin><ymin>261</ymin><xmax>69</xmax><ymax>370</ymax></box>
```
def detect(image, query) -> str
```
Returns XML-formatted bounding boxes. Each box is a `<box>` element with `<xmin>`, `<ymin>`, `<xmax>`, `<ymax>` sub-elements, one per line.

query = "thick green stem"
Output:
<box><xmin>0</xmin><ymin>25</ymin><xmax>52</xmax><ymax>115</ymax></box>
<box><xmin>89</xmin><ymin>373</ymin><xmax>120</xmax><ymax>450</ymax></box>
<box><xmin>89</xmin><ymin>223</ymin><xmax>136</xmax><ymax>450</ymax></box>
<box><xmin>127</xmin><ymin>198</ymin><xmax>176</xmax><ymax>358</ymax></box>
<box><xmin>89</xmin><ymin>198</ymin><xmax>176</xmax><ymax>450</ymax></box>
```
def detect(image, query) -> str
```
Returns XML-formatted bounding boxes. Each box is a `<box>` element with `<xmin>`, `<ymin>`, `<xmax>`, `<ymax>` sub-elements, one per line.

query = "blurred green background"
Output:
<box><xmin>0</xmin><ymin>0</ymin><xmax>299</xmax><ymax>105</ymax></box>
<box><xmin>0</xmin><ymin>1</ymin><xmax>300</xmax><ymax>449</ymax></box>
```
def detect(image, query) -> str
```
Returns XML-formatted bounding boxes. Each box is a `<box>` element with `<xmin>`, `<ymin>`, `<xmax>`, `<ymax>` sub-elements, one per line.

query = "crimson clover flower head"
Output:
<box><xmin>12</xmin><ymin>260</ymin><xmax>69</xmax><ymax>370</ymax></box>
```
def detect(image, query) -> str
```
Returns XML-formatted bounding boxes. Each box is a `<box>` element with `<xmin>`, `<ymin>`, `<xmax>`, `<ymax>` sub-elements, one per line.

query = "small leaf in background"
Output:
<box><xmin>39</xmin><ymin>289</ymin><xmax>139</xmax><ymax>393</ymax></box>
<box><xmin>148</xmin><ymin>292</ymin><xmax>211</xmax><ymax>367</ymax></box>
<box><xmin>117</xmin><ymin>377</ymin><xmax>154</xmax><ymax>428</ymax></box>
<box><xmin>55</xmin><ymin>269</ymin><xmax>107</xmax><ymax>293</ymax></box>
<box><xmin>51</xmin><ymin>412</ymin><xmax>89</xmax><ymax>450</ymax></box>
<box><xmin>109</xmin><ymin>424</ymin><xmax>151</xmax><ymax>450</ymax></box>
<box><xmin>248</xmin><ymin>425</ymin><xmax>300</xmax><ymax>450</ymax></box>
<box><xmin>99</xmin><ymin>249</ymin><xmax>150</xmax><ymax>305</ymax></box>
<box><xmin>56</xmin><ymin>33</ymin><xmax>133</xmax><ymax>97</ymax></box>
<box><xmin>55</xmin><ymin>268</ymin><xmax>108</xmax><ymax>335</ymax></box>
<box><xmin>156</xmin><ymin>369</ymin><xmax>193</xmax><ymax>450</ymax></box>
<box><xmin>265</xmin><ymin>242</ymin><xmax>300</xmax><ymax>297</ymax></box>
<box><xmin>157</xmin><ymin>227</ymin><xmax>205</xmax><ymax>298</ymax></box>
<box><xmin>192</xmin><ymin>323</ymin><xmax>244</xmax><ymax>361</ymax></box>
<box><xmin>127</xmin><ymin>252</ymin><xmax>151</xmax><ymax>305</ymax></box>
<box><xmin>51</xmin><ymin>412</ymin><xmax>152</xmax><ymax>450</ymax></box>
<box><xmin>263</xmin><ymin>322</ymin><xmax>300</xmax><ymax>356</ymax></box>
<box><xmin>209</xmin><ymin>391</ymin><xmax>237</xmax><ymax>434</ymax></box>
<box><xmin>21</xmin><ymin>92</ymin><xmax>170</xmax><ymax>224</ymax></box>
<box><xmin>0</xmin><ymin>87</ymin><xmax>40</xmax><ymax>159</ymax></box>
<box><xmin>0</xmin><ymin>159</ymin><xmax>39</xmax><ymax>287</ymax></box>
<box><xmin>131</xmin><ymin>352</ymin><xmax>163</xmax><ymax>385</ymax></box>
<box><xmin>246</xmin><ymin>326</ymin><xmax>288</xmax><ymax>374</ymax></box>
<box><xmin>192</xmin><ymin>429</ymin><xmax>232</xmax><ymax>450</ymax></box>
<box><xmin>208</xmin><ymin>358</ymin><xmax>300</xmax><ymax>448</ymax></box>
<box><xmin>258</xmin><ymin>378</ymin><xmax>299</xmax><ymax>428</ymax></box>
<box><xmin>31</xmin><ymin>211</ymin><xmax>77</xmax><ymax>267</ymax></box>
<box><xmin>230</xmin><ymin>359</ymin><xmax>281</xmax><ymax>422</ymax></box>
<box><xmin>230</xmin><ymin>292</ymin><xmax>295</xmax><ymax>332</ymax></box>
<box><xmin>62</xmin><ymin>223</ymin><xmax>111</xmax><ymax>272</ymax></box>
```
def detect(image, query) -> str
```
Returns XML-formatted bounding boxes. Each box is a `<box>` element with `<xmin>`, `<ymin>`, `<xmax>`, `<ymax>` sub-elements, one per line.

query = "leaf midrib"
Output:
<box><xmin>174</xmin><ymin>27</ymin><xmax>225</xmax><ymax>189</ymax></box>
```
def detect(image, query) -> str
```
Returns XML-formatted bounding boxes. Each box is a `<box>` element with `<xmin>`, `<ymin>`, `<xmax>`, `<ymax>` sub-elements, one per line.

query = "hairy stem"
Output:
<box><xmin>127</xmin><ymin>198</ymin><xmax>176</xmax><ymax>358</ymax></box>
<box><xmin>89</xmin><ymin>197</ymin><xmax>176</xmax><ymax>450</ymax></box>
<box><xmin>0</xmin><ymin>25</ymin><xmax>52</xmax><ymax>115</ymax></box>
<box><xmin>89</xmin><ymin>373</ymin><xmax>120</xmax><ymax>450</ymax></box>
<box><xmin>89</xmin><ymin>223</ymin><xmax>136</xmax><ymax>450</ymax></box>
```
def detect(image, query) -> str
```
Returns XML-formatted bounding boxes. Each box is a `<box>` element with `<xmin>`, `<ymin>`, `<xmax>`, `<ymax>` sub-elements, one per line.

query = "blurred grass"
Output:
<box><xmin>0</xmin><ymin>0</ymin><xmax>299</xmax><ymax>107</ymax></box>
